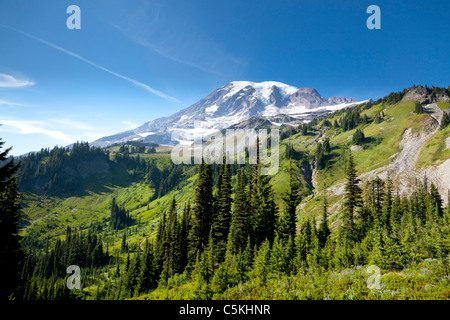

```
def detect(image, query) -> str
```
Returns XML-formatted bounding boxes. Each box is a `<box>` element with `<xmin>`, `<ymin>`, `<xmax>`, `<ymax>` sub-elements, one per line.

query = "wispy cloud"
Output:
<box><xmin>0</xmin><ymin>100</ymin><xmax>35</xmax><ymax>108</ymax></box>
<box><xmin>0</xmin><ymin>119</ymin><xmax>73</xmax><ymax>143</ymax></box>
<box><xmin>0</xmin><ymin>117</ymin><xmax>110</xmax><ymax>144</ymax></box>
<box><xmin>0</xmin><ymin>25</ymin><xmax>180</xmax><ymax>103</ymax></box>
<box><xmin>112</xmin><ymin>2</ymin><xmax>246</xmax><ymax>76</ymax></box>
<box><xmin>0</xmin><ymin>73</ymin><xmax>35</xmax><ymax>88</ymax></box>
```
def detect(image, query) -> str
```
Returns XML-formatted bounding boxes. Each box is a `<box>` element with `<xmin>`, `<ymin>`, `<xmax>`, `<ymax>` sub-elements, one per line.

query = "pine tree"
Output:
<box><xmin>251</xmin><ymin>239</ymin><xmax>271</xmax><ymax>285</ymax></box>
<box><xmin>211</xmin><ymin>160</ymin><xmax>232</xmax><ymax>262</ymax></box>
<box><xmin>189</xmin><ymin>160</ymin><xmax>214</xmax><ymax>254</ymax></box>
<box><xmin>298</xmin><ymin>219</ymin><xmax>312</xmax><ymax>265</ymax></box>
<box><xmin>342</xmin><ymin>151</ymin><xmax>363</xmax><ymax>239</ymax></box>
<box><xmin>176</xmin><ymin>202</ymin><xmax>190</xmax><ymax>274</ymax></box>
<box><xmin>269</xmin><ymin>235</ymin><xmax>285</xmax><ymax>274</ymax></box>
<box><xmin>414</xmin><ymin>101</ymin><xmax>424</xmax><ymax>114</ymax></box>
<box><xmin>230</xmin><ymin>168</ymin><xmax>251</xmax><ymax>253</ymax></box>
<box><xmin>161</xmin><ymin>196</ymin><xmax>178</xmax><ymax>282</ymax></box>
<box><xmin>441</xmin><ymin>111</ymin><xmax>450</xmax><ymax>130</ymax></box>
<box><xmin>136</xmin><ymin>241</ymin><xmax>157</xmax><ymax>294</ymax></box>
<box><xmin>121</xmin><ymin>230</ymin><xmax>128</xmax><ymax>253</ymax></box>
<box><xmin>318</xmin><ymin>195</ymin><xmax>331</xmax><ymax>248</ymax></box>
<box><xmin>280</xmin><ymin>162</ymin><xmax>300</xmax><ymax>241</ymax></box>
<box><xmin>0</xmin><ymin>137</ymin><xmax>22</xmax><ymax>300</ymax></box>
<box><xmin>352</xmin><ymin>128</ymin><xmax>365</xmax><ymax>145</ymax></box>
<box><xmin>251</xmin><ymin>160</ymin><xmax>278</xmax><ymax>246</ymax></box>
<box><xmin>429</xmin><ymin>183</ymin><xmax>443</xmax><ymax>217</ymax></box>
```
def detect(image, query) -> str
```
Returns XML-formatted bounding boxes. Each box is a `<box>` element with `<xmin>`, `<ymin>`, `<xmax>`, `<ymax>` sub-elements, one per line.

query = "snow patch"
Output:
<box><xmin>138</xmin><ymin>132</ymin><xmax>155</xmax><ymax>138</ymax></box>
<box><xmin>205</xmin><ymin>104</ymin><xmax>219</xmax><ymax>115</ymax></box>
<box><xmin>223</xmin><ymin>81</ymin><xmax>298</xmax><ymax>103</ymax></box>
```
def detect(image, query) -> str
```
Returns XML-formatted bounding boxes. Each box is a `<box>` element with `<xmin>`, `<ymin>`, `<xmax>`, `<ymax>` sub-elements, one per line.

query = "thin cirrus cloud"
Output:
<box><xmin>0</xmin><ymin>118</ymin><xmax>107</xmax><ymax>143</ymax></box>
<box><xmin>0</xmin><ymin>119</ymin><xmax>73</xmax><ymax>143</ymax></box>
<box><xmin>0</xmin><ymin>73</ymin><xmax>35</xmax><ymax>88</ymax></box>
<box><xmin>0</xmin><ymin>100</ymin><xmax>35</xmax><ymax>108</ymax></box>
<box><xmin>113</xmin><ymin>3</ymin><xmax>246</xmax><ymax>76</ymax></box>
<box><xmin>0</xmin><ymin>25</ymin><xmax>180</xmax><ymax>103</ymax></box>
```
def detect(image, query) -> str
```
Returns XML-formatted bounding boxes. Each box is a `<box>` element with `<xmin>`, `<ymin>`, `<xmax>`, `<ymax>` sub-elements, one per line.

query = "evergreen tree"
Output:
<box><xmin>429</xmin><ymin>183</ymin><xmax>443</xmax><ymax>217</ymax></box>
<box><xmin>414</xmin><ymin>101</ymin><xmax>424</xmax><ymax>114</ymax></box>
<box><xmin>280</xmin><ymin>162</ymin><xmax>300</xmax><ymax>241</ymax></box>
<box><xmin>352</xmin><ymin>128</ymin><xmax>365</xmax><ymax>145</ymax></box>
<box><xmin>318</xmin><ymin>195</ymin><xmax>331</xmax><ymax>248</ymax></box>
<box><xmin>441</xmin><ymin>111</ymin><xmax>450</xmax><ymax>130</ymax></box>
<box><xmin>211</xmin><ymin>160</ymin><xmax>232</xmax><ymax>262</ymax></box>
<box><xmin>136</xmin><ymin>241</ymin><xmax>157</xmax><ymax>294</ymax></box>
<box><xmin>176</xmin><ymin>202</ymin><xmax>190</xmax><ymax>274</ymax></box>
<box><xmin>251</xmin><ymin>239</ymin><xmax>271</xmax><ymax>285</ymax></box>
<box><xmin>250</xmin><ymin>144</ymin><xmax>278</xmax><ymax>246</ymax></box>
<box><xmin>189</xmin><ymin>160</ymin><xmax>214</xmax><ymax>253</ymax></box>
<box><xmin>161</xmin><ymin>196</ymin><xmax>178</xmax><ymax>282</ymax></box>
<box><xmin>230</xmin><ymin>169</ymin><xmax>251</xmax><ymax>253</ymax></box>
<box><xmin>121</xmin><ymin>230</ymin><xmax>128</xmax><ymax>253</ymax></box>
<box><xmin>0</xmin><ymin>137</ymin><xmax>22</xmax><ymax>299</ymax></box>
<box><xmin>342</xmin><ymin>151</ymin><xmax>363</xmax><ymax>239</ymax></box>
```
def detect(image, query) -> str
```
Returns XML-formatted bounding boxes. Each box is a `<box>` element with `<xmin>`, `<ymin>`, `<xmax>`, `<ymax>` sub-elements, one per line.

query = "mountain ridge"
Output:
<box><xmin>91</xmin><ymin>81</ymin><xmax>361</xmax><ymax>148</ymax></box>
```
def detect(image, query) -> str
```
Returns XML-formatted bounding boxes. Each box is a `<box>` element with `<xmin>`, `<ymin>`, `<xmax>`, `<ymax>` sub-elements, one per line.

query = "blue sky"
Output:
<box><xmin>1</xmin><ymin>0</ymin><xmax>449</xmax><ymax>155</ymax></box>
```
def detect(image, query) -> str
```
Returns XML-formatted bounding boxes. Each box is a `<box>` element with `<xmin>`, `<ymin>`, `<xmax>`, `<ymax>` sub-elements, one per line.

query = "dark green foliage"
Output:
<box><xmin>315</xmin><ymin>141</ymin><xmax>330</xmax><ymax>170</ymax></box>
<box><xmin>374</xmin><ymin>112</ymin><xmax>383</xmax><ymax>124</ymax></box>
<box><xmin>0</xmin><ymin>138</ymin><xmax>22</xmax><ymax>299</ymax></box>
<box><xmin>342</xmin><ymin>151</ymin><xmax>363</xmax><ymax>239</ymax></box>
<box><xmin>340</xmin><ymin>108</ymin><xmax>364</xmax><ymax>131</ymax></box>
<box><xmin>280</xmin><ymin>163</ymin><xmax>301</xmax><ymax>241</ymax></box>
<box><xmin>110</xmin><ymin>197</ymin><xmax>133</xmax><ymax>230</ymax></box>
<box><xmin>189</xmin><ymin>161</ymin><xmax>214</xmax><ymax>253</ymax></box>
<box><xmin>298</xmin><ymin>123</ymin><xmax>308</xmax><ymax>135</ymax></box>
<box><xmin>414</xmin><ymin>101</ymin><xmax>424</xmax><ymax>114</ymax></box>
<box><xmin>352</xmin><ymin>128</ymin><xmax>365</xmax><ymax>145</ymax></box>
<box><xmin>441</xmin><ymin>111</ymin><xmax>450</xmax><ymax>130</ymax></box>
<box><xmin>211</xmin><ymin>160</ymin><xmax>232</xmax><ymax>262</ymax></box>
<box><xmin>230</xmin><ymin>169</ymin><xmax>251</xmax><ymax>253</ymax></box>
<box><xmin>317</xmin><ymin>196</ymin><xmax>331</xmax><ymax>248</ymax></box>
<box><xmin>250</xmin><ymin>161</ymin><xmax>278</xmax><ymax>246</ymax></box>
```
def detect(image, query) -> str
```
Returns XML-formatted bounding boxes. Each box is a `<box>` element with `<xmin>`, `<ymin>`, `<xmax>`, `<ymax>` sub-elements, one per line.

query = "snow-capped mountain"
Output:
<box><xmin>92</xmin><ymin>81</ymin><xmax>363</xmax><ymax>147</ymax></box>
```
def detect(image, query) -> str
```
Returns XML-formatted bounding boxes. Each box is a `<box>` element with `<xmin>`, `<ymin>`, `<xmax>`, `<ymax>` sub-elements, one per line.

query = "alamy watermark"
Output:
<box><xmin>66</xmin><ymin>265</ymin><xmax>81</xmax><ymax>290</ymax></box>
<box><xmin>366</xmin><ymin>265</ymin><xmax>381</xmax><ymax>290</ymax></box>
<box><xmin>170</xmin><ymin>121</ymin><xmax>279</xmax><ymax>175</ymax></box>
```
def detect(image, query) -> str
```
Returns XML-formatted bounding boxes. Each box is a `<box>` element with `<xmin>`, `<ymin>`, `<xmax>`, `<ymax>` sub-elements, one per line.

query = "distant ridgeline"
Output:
<box><xmin>16</xmin><ymin>141</ymin><xmax>188</xmax><ymax>199</ymax></box>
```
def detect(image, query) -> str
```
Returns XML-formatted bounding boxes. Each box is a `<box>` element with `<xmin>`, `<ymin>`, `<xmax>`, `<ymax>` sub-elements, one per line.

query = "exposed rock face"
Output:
<box><xmin>402</xmin><ymin>85</ymin><xmax>430</xmax><ymax>102</ymax></box>
<box><xmin>402</xmin><ymin>85</ymin><xmax>450</xmax><ymax>104</ymax></box>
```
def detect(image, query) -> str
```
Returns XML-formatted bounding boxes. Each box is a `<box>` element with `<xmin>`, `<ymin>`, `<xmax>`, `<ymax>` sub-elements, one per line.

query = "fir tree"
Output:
<box><xmin>280</xmin><ymin>162</ymin><xmax>300</xmax><ymax>241</ymax></box>
<box><xmin>342</xmin><ymin>151</ymin><xmax>363</xmax><ymax>239</ymax></box>
<box><xmin>189</xmin><ymin>160</ymin><xmax>214</xmax><ymax>253</ymax></box>
<box><xmin>136</xmin><ymin>241</ymin><xmax>157</xmax><ymax>294</ymax></box>
<box><xmin>211</xmin><ymin>160</ymin><xmax>233</xmax><ymax>262</ymax></box>
<box><xmin>230</xmin><ymin>168</ymin><xmax>251</xmax><ymax>253</ymax></box>
<box><xmin>251</xmin><ymin>239</ymin><xmax>271</xmax><ymax>285</ymax></box>
<box><xmin>352</xmin><ymin>128</ymin><xmax>365</xmax><ymax>145</ymax></box>
<box><xmin>441</xmin><ymin>111</ymin><xmax>450</xmax><ymax>130</ymax></box>
<box><xmin>318</xmin><ymin>195</ymin><xmax>331</xmax><ymax>248</ymax></box>
<box><xmin>176</xmin><ymin>202</ymin><xmax>190</xmax><ymax>274</ymax></box>
<box><xmin>0</xmin><ymin>137</ymin><xmax>22</xmax><ymax>300</ymax></box>
<box><xmin>250</xmin><ymin>145</ymin><xmax>278</xmax><ymax>246</ymax></box>
<box><xmin>414</xmin><ymin>101</ymin><xmax>424</xmax><ymax>114</ymax></box>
